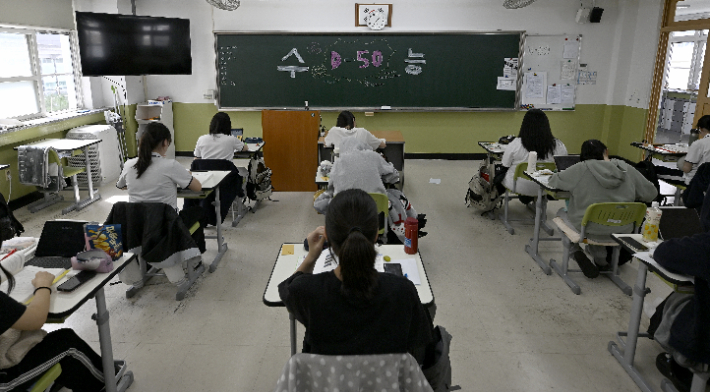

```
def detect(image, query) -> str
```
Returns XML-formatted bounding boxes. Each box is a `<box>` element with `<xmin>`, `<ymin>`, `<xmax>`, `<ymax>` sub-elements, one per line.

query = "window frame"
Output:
<box><xmin>665</xmin><ymin>30</ymin><xmax>708</xmax><ymax>92</ymax></box>
<box><xmin>0</xmin><ymin>24</ymin><xmax>83</xmax><ymax>120</ymax></box>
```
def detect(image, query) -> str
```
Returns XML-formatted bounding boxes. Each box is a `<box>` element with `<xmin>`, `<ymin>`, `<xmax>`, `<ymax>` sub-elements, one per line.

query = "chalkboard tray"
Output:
<box><xmin>216</xmin><ymin>32</ymin><xmax>522</xmax><ymax>111</ymax></box>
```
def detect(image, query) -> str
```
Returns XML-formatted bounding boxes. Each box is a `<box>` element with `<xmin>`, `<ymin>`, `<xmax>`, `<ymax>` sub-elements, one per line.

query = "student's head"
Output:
<box><xmin>209</xmin><ymin>112</ymin><xmax>232</xmax><ymax>136</ymax></box>
<box><xmin>336</xmin><ymin>111</ymin><xmax>356</xmax><ymax>129</ymax></box>
<box><xmin>580</xmin><ymin>139</ymin><xmax>608</xmax><ymax>161</ymax></box>
<box><xmin>325</xmin><ymin>189</ymin><xmax>379</xmax><ymax>301</ymax></box>
<box><xmin>697</xmin><ymin>115</ymin><xmax>710</xmax><ymax>134</ymax></box>
<box><xmin>518</xmin><ymin>109</ymin><xmax>556</xmax><ymax>159</ymax></box>
<box><xmin>136</xmin><ymin>122</ymin><xmax>172</xmax><ymax>178</ymax></box>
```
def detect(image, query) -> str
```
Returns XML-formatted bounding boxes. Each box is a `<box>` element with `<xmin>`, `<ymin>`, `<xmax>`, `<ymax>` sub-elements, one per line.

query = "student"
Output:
<box><xmin>324</xmin><ymin>111</ymin><xmax>386</xmax><ymax>150</ymax></box>
<box><xmin>548</xmin><ymin>139</ymin><xmax>658</xmax><ymax>278</ymax></box>
<box><xmin>499</xmin><ymin>109</ymin><xmax>568</xmax><ymax>202</ymax></box>
<box><xmin>679</xmin><ymin>115</ymin><xmax>710</xmax><ymax>184</ymax></box>
<box><xmin>194</xmin><ymin>112</ymin><xmax>247</xmax><ymax>160</ymax></box>
<box><xmin>279</xmin><ymin>189</ymin><xmax>433</xmax><ymax>363</ymax></box>
<box><xmin>116</xmin><ymin>122</ymin><xmax>204</xmax><ymax>287</ymax></box>
<box><xmin>0</xmin><ymin>265</ymin><xmax>107</xmax><ymax>392</ymax></box>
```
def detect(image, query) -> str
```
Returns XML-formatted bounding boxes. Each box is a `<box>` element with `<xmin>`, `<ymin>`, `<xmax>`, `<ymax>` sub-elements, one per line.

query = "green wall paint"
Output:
<box><xmin>171</xmin><ymin>103</ymin><xmax>648</xmax><ymax>158</ymax></box>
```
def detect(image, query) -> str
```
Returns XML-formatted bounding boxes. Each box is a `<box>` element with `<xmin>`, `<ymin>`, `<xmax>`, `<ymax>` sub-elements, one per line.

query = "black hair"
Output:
<box><xmin>697</xmin><ymin>115</ymin><xmax>710</xmax><ymax>131</ymax></box>
<box><xmin>209</xmin><ymin>112</ymin><xmax>232</xmax><ymax>136</ymax></box>
<box><xmin>518</xmin><ymin>109</ymin><xmax>557</xmax><ymax>160</ymax></box>
<box><xmin>325</xmin><ymin>189</ymin><xmax>379</xmax><ymax>302</ymax></box>
<box><xmin>136</xmin><ymin>122</ymin><xmax>172</xmax><ymax>178</ymax></box>
<box><xmin>580</xmin><ymin>139</ymin><xmax>607</xmax><ymax>161</ymax></box>
<box><xmin>336</xmin><ymin>111</ymin><xmax>356</xmax><ymax>129</ymax></box>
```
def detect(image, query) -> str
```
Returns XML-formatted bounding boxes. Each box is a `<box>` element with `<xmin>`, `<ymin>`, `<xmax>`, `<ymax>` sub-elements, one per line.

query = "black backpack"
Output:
<box><xmin>0</xmin><ymin>193</ymin><xmax>23</xmax><ymax>241</ymax></box>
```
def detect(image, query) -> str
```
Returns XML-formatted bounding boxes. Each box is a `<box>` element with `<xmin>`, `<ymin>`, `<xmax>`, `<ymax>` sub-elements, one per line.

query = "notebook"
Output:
<box><xmin>553</xmin><ymin>155</ymin><xmax>581</xmax><ymax>172</ymax></box>
<box><xmin>24</xmin><ymin>220</ymin><xmax>87</xmax><ymax>269</ymax></box>
<box><xmin>659</xmin><ymin>207</ymin><xmax>703</xmax><ymax>241</ymax></box>
<box><xmin>192</xmin><ymin>172</ymin><xmax>213</xmax><ymax>186</ymax></box>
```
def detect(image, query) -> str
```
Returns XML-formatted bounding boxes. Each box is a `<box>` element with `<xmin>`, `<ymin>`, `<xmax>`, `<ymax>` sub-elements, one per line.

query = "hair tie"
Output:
<box><xmin>348</xmin><ymin>226</ymin><xmax>362</xmax><ymax>235</ymax></box>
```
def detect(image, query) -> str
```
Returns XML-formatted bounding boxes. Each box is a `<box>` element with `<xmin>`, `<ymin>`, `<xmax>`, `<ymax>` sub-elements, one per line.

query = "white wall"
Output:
<box><xmin>0</xmin><ymin>0</ymin><xmax>75</xmax><ymax>30</ymax></box>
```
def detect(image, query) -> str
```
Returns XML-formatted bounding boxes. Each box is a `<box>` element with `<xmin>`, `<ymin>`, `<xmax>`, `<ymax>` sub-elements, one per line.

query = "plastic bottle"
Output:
<box><xmin>404</xmin><ymin>217</ymin><xmax>418</xmax><ymax>254</ymax></box>
<box><xmin>527</xmin><ymin>151</ymin><xmax>537</xmax><ymax>172</ymax></box>
<box><xmin>642</xmin><ymin>202</ymin><xmax>662</xmax><ymax>242</ymax></box>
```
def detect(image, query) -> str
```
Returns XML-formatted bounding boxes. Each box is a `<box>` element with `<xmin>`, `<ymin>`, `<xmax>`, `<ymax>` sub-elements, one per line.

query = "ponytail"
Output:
<box><xmin>326</xmin><ymin>189</ymin><xmax>380</xmax><ymax>301</ymax></box>
<box><xmin>136</xmin><ymin>122</ymin><xmax>172</xmax><ymax>178</ymax></box>
<box><xmin>1</xmin><ymin>264</ymin><xmax>14</xmax><ymax>294</ymax></box>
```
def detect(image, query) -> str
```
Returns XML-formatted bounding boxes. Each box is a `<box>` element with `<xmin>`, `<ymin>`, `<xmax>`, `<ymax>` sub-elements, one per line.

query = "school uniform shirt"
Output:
<box><xmin>501</xmin><ymin>137</ymin><xmax>568</xmax><ymax>196</ymax></box>
<box><xmin>324</xmin><ymin>126</ymin><xmax>384</xmax><ymax>151</ymax></box>
<box><xmin>194</xmin><ymin>134</ymin><xmax>245</xmax><ymax>160</ymax></box>
<box><xmin>116</xmin><ymin>152</ymin><xmax>193</xmax><ymax>210</ymax></box>
<box><xmin>0</xmin><ymin>292</ymin><xmax>25</xmax><ymax>335</ymax></box>
<box><xmin>329</xmin><ymin>139</ymin><xmax>399</xmax><ymax>195</ymax></box>
<box><xmin>683</xmin><ymin>134</ymin><xmax>710</xmax><ymax>184</ymax></box>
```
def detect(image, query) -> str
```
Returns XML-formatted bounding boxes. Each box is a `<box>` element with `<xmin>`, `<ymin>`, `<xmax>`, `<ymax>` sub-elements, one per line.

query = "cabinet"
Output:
<box><xmin>135</xmin><ymin>102</ymin><xmax>174</xmax><ymax>159</ymax></box>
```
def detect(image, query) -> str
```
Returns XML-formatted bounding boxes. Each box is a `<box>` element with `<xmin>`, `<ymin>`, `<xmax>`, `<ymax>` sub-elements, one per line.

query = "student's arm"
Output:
<box><xmin>188</xmin><ymin>178</ymin><xmax>202</xmax><ymax>192</ymax></box>
<box><xmin>11</xmin><ymin>271</ymin><xmax>54</xmax><ymax>331</ymax></box>
<box><xmin>170</xmin><ymin>162</ymin><xmax>201</xmax><ymax>192</ymax></box>
<box><xmin>654</xmin><ymin>232</ymin><xmax>710</xmax><ymax>277</ymax></box>
<box><xmin>632</xmin><ymin>169</ymin><xmax>659</xmax><ymax>202</ymax></box>
<box><xmin>547</xmin><ymin>164</ymin><xmax>583</xmax><ymax>191</ymax></box>
<box><xmin>378</xmin><ymin>139</ymin><xmax>387</xmax><ymax>149</ymax></box>
<box><xmin>116</xmin><ymin>164</ymin><xmax>128</xmax><ymax>190</ymax></box>
<box><xmin>682</xmin><ymin>143</ymin><xmax>702</xmax><ymax>173</ymax></box>
<box><xmin>297</xmin><ymin>226</ymin><xmax>326</xmax><ymax>274</ymax></box>
<box><xmin>241</xmin><ymin>144</ymin><xmax>249</xmax><ymax>152</ymax></box>
<box><xmin>682</xmin><ymin>160</ymin><xmax>693</xmax><ymax>173</ymax></box>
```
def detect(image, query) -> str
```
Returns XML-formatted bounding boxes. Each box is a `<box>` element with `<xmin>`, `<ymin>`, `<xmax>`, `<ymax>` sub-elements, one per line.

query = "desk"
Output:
<box><xmin>608</xmin><ymin>234</ymin><xmax>697</xmax><ymax>392</ymax></box>
<box><xmin>178</xmin><ymin>170</ymin><xmax>231</xmax><ymax>273</ymax></box>
<box><xmin>234</xmin><ymin>142</ymin><xmax>265</xmax><ymax>158</ymax></box>
<box><xmin>478</xmin><ymin>141</ymin><xmax>506</xmax><ymax>162</ymax></box>
<box><xmin>522</xmin><ymin>171</ymin><xmax>568</xmax><ymax>275</ymax></box>
<box><xmin>631</xmin><ymin>142</ymin><xmax>688</xmax><ymax>162</ymax></box>
<box><xmin>263</xmin><ymin>243</ymin><xmax>434</xmax><ymax>356</ymax></box>
<box><xmin>9</xmin><ymin>254</ymin><xmax>137</xmax><ymax>392</ymax></box>
<box><xmin>16</xmin><ymin>138</ymin><xmax>101</xmax><ymax>214</ymax></box>
<box><xmin>0</xmin><ymin>164</ymin><xmax>9</xmax><ymax>171</ymax></box>
<box><xmin>318</xmin><ymin>131</ymin><xmax>405</xmax><ymax>187</ymax></box>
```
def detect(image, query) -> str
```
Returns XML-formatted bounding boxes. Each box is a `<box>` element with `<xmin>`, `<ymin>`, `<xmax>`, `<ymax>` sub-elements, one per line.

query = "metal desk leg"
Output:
<box><xmin>93</xmin><ymin>288</ymin><xmax>133</xmax><ymax>392</ymax></box>
<box><xmin>289</xmin><ymin>313</ymin><xmax>297</xmax><ymax>356</ymax></box>
<box><xmin>524</xmin><ymin>185</ymin><xmax>552</xmax><ymax>275</ymax></box>
<box><xmin>208</xmin><ymin>187</ymin><xmax>228</xmax><ymax>273</ymax></box>
<box><xmin>608</xmin><ymin>262</ymin><xmax>654</xmax><ymax>392</ymax></box>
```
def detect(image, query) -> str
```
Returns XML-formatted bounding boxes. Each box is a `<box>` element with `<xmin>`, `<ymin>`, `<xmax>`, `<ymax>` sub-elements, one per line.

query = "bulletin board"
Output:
<box><xmin>521</xmin><ymin>34</ymin><xmax>582</xmax><ymax>111</ymax></box>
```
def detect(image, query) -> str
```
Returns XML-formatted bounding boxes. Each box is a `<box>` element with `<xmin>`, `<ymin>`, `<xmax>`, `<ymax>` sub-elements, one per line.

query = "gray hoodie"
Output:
<box><xmin>548</xmin><ymin>159</ymin><xmax>658</xmax><ymax>235</ymax></box>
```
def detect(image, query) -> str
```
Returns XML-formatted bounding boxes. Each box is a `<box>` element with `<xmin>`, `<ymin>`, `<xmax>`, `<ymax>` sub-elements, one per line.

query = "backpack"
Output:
<box><xmin>246</xmin><ymin>152</ymin><xmax>273</xmax><ymax>202</ymax></box>
<box><xmin>0</xmin><ymin>193</ymin><xmax>23</xmax><ymax>241</ymax></box>
<box><xmin>465</xmin><ymin>160</ymin><xmax>501</xmax><ymax>212</ymax></box>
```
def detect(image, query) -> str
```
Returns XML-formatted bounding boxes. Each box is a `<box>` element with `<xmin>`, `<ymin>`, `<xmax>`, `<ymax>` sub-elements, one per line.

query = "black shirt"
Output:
<box><xmin>278</xmin><ymin>271</ymin><xmax>433</xmax><ymax>361</ymax></box>
<box><xmin>0</xmin><ymin>291</ymin><xmax>26</xmax><ymax>334</ymax></box>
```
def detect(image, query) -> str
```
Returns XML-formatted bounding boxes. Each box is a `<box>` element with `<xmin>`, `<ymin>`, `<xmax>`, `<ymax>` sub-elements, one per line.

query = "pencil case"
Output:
<box><xmin>71</xmin><ymin>248</ymin><xmax>114</xmax><ymax>273</ymax></box>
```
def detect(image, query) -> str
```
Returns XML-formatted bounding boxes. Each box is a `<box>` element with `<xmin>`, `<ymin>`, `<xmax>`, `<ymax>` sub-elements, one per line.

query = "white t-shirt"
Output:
<box><xmin>194</xmin><ymin>134</ymin><xmax>245</xmax><ymax>160</ymax></box>
<box><xmin>324</xmin><ymin>127</ymin><xmax>384</xmax><ymax>151</ymax></box>
<box><xmin>117</xmin><ymin>153</ymin><xmax>193</xmax><ymax>210</ymax></box>
<box><xmin>501</xmin><ymin>137</ymin><xmax>568</xmax><ymax>196</ymax></box>
<box><xmin>683</xmin><ymin>134</ymin><xmax>710</xmax><ymax>184</ymax></box>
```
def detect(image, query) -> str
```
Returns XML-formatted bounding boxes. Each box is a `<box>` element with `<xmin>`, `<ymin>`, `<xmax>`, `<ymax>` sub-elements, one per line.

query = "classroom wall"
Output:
<box><xmin>0</xmin><ymin>0</ymin><xmax>75</xmax><ymax>30</ymax></box>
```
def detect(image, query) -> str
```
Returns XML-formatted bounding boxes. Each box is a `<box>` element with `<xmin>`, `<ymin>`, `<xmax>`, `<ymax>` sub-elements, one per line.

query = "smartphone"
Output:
<box><xmin>57</xmin><ymin>270</ymin><xmax>97</xmax><ymax>292</ymax></box>
<box><xmin>622</xmin><ymin>237</ymin><xmax>648</xmax><ymax>252</ymax></box>
<box><xmin>383</xmin><ymin>263</ymin><xmax>403</xmax><ymax>276</ymax></box>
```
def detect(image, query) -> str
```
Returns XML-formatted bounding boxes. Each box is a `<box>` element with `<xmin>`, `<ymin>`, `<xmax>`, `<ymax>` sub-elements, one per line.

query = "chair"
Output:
<box><xmin>499</xmin><ymin>161</ymin><xmax>556</xmax><ymax>235</ymax></box>
<box><xmin>551</xmin><ymin>202</ymin><xmax>647</xmax><ymax>295</ymax></box>
<box><xmin>28</xmin><ymin>363</ymin><xmax>61</xmax><ymax>392</ymax></box>
<box><xmin>369</xmin><ymin>192</ymin><xmax>389</xmax><ymax>244</ymax></box>
<box><xmin>105</xmin><ymin>202</ymin><xmax>204</xmax><ymax>301</ymax></box>
<box><xmin>18</xmin><ymin>146</ymin><xmax>86</xmax><ymax>213</ymax></box>
<box><xmin>274</xmin><ymin>353</ymin><xmax>433</xmax><ymax>392</ymax></box>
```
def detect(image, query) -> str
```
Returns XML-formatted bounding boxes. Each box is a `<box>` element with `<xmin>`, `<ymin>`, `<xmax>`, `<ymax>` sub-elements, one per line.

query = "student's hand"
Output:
<box><xmin>300</xmin><ymin>226</ymin><xmax>326</xmax><ymax>272</ymax></box>
<box><xmin>32</xmin><ymin>271</ymin><xmax>55</xmax><ymax>288</ymax></box>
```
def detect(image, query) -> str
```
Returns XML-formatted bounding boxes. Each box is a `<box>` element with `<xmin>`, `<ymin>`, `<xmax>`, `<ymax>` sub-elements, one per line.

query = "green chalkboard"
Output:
<box><xmin>216</xmin><ymin>32</ymin><xmax>521</xmax><ymax>110</ymax></box>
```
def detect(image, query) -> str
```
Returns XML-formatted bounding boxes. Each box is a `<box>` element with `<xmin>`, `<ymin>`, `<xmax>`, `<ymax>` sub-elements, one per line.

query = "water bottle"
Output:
<box><xmin>404</xmin><ymin>217</ymin><xmax>418</xmax><ymax>254</ymax></box>
<box><xmin>527</xmin><ymin>151</ymin><xmax>538</xmax><ymax>172</ymax></box>
<box><xmin>642</xmin><ymin>202</ymin><xmax>662</xmax><ymax>242</ymax></box>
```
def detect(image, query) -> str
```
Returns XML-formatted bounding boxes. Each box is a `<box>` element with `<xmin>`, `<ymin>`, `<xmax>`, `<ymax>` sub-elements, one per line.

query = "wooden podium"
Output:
<box><xmin>262</xmin><ymin>110</ymin><xmax>319</xmax><ymax>192</ymax></box>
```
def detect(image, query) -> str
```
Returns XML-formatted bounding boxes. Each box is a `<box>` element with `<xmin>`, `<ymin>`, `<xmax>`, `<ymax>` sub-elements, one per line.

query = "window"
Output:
<box><xmin>665</xmin><ymin>30</ymin><xmax>708</xmax><ymax>91</ymax></box>
<box><xmin>0</xmin><ymin>27</ymin><xmax>81</xmax><ymax>119</ymax></box>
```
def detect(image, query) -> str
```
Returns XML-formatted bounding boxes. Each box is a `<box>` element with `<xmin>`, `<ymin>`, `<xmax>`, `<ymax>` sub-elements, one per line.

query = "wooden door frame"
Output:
<box><xmin>645</xmin><ymin>0</ymin><xmax>710</xmax><ymax>143</ymax></box>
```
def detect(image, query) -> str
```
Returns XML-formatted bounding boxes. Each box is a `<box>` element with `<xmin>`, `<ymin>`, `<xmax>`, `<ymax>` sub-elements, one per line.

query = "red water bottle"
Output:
<box><xmin>404</xmin><ymin>217</ymin><xmax>418</xmax><ymax>254</ymax></box>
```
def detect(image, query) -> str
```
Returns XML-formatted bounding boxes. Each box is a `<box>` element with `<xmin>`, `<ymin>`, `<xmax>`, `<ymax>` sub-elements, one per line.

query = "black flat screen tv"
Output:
<box><xmin>76</xmin><ymin>12</ymin><xmax>192</xmax><ymax>76</ymax></box>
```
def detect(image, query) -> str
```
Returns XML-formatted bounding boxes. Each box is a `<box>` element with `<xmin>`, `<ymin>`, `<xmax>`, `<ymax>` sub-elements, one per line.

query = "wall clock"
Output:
<box><xmin>355</xmin><ymin>4</ymin><xmax>392</xmax><ymax>28</ymax></box>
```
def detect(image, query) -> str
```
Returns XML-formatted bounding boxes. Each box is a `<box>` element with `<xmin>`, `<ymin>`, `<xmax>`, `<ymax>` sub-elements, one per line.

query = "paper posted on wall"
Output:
<box><xmin>561</xmin><ymin>85</ymin><xmax>575</xmax><ymax>104</ymax></box>
<box><xmin>503</xmin><ymin>58</ymin><xmax>518</xmax><ymax>78</ymax></box>
<box><xmin>561</xmin><ymin>60</ymin><xmax>577</xmax><ymax>80</ymax></box>
<box><xmin>497</xmin><ymin>77</ymin><xmax>516</xmax><ymax>91</ymax></box>
<box><xmin>525</xmin><ymin>73</ymin><xmax>545</xmax><ymax>99</ymax></box>
<box><xmin>547</xmin><ymin>85</ymin><xmax>561</xmax><ymax>104</ymax></box>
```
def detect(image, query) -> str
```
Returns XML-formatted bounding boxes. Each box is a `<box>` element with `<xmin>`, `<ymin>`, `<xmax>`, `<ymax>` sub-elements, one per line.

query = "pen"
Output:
<box><xmin>23</xmin><ymin>269</ymin><xmax>70</xmax><ymax>305</ymax></box>
<box><xmin>1</xmin><ymin>248</ymin><xmax>18</xmax><ymax>260</ymax></box>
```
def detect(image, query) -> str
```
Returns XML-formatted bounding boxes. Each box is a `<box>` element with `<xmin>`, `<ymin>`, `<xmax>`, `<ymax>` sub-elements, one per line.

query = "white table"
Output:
<box><xmin>631</xmin><ymin>142</ymin><xmax>688</xmax><ymax>162</ymax></box>
<box><xmin>478</xmin><ymin>141</ymin><xmax>506</xmax><ymax>158</ymax></box>
<box><xmin>263</xmin><ymin>243</ymin><xmax>435</xmax><ymax>356</ymax></box>
<box><xmin>9</xmin><ymin>253</ymin><xmax>137</xmax><ymax>392</ymax></box>
<box><xmin>178</xmin><ymin>170</ymin><xmax>231</xmax><ymax>273</ymax></box>
<box><xmin>234</xmin><ymin>141</ymin><xmax>265</xmax><ymax>158</ymax></box>
<box><xmin>608</xmin><ymin>234</ymin><xmax>703</xmax><ymax>392</ymax></box>
<box><xmin>16</xmin><ymin>138</ymin><xmax>102</xmax><ymax>214</ymax></box>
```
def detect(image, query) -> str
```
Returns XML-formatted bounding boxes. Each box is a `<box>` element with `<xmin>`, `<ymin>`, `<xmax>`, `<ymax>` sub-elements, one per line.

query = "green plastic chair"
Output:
<box><xmin>499</xmin><ymin>161</ymin><xmax>556</xmax><ymax>235</ymax></box>
<box><xmin>368</xmin><ymin>193</ymin><xmax>389</xmax><ymax>244</ymax></box>
<box><xmin>29</xmin><ymin>363</ymin><xmax>61</xmax><ymax>392</ymax></box>
<box><xmin>28</xmin><ymin>148</ymin><xmax>86</xmax><ymax>213</ymax></box>
<box><xmin>551</xmin><ymin>202</ymin><xmax>647</xmax><ymax>295</ymax></box>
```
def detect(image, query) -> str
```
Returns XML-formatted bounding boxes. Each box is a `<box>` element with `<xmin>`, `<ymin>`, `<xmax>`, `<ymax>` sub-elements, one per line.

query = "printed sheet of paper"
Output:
<box><xmin>503</xmin><ymin>58</ymin><xmax>518</xmax><ymax>78</ymax></box>
<box><xmin>394</xmin><ymin>258</ymin><xmax>421</xmax><ymax>285</ymax></box>
<box><xmin>547</xmin><ymin>85</ymin><xmax>562</xmax><ymax>104</ymax></box>
<box><xmin>561</xmin><ymin>85</ymin><xmax>575</xmax><ymax>104</ymax></box>
<box><xmin>3</xmin><ymin>266</ymin><xmax>66</xmax><ymax>304</ymax></box>
<box><xmin>497</xmin><ymin>77</ymin><xmax>516</xmax><ymax>91</ymax></box>
<box><xmin>525</xmin><ymin>73</ymin><xmax>545</xmax><ymax>99</ymax></box>
<box><xmin>563</xmin><ymin>41</ymin><xmax>579</xmax><ymax>59</ymax></box>
<box><xmin>561</xmin><ymin>61</ymin><xmax>577</xmax><ymax>80</ymax></box>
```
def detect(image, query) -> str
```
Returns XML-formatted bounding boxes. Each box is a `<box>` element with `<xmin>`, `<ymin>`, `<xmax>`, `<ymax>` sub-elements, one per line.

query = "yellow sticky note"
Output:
<box><xmin>281</xmin><ymin>245</ymin><xmax>294</xmax><ymax>255</ymax></box>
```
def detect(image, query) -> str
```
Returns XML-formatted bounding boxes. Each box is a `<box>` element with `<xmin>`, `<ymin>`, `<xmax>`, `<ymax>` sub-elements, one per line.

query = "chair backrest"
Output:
<box><xmin>580</xmin><ymin>202</ymin><xmax>647</xmax><ymax>232</ymax></box>
<box><xmin>368</xmin><ymin>192</ymin><xmax>389</xmax><ymax>235</ymax></box>
<box><xmin>274</xmin><ymin>353</ymin><xmax>433</xmax><ymax>392</ymax></box>
<box><xmin>512</xmin><ymin>161</ymin><xmax>556</xmax><ymax>192</ymax></box>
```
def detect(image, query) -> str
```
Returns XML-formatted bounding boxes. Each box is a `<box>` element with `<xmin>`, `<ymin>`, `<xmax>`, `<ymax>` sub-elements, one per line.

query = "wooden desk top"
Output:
<box><xmin>318</xmin><ymin>130</ymin><xmax>404</xmax><ymax>144</ymax></box>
